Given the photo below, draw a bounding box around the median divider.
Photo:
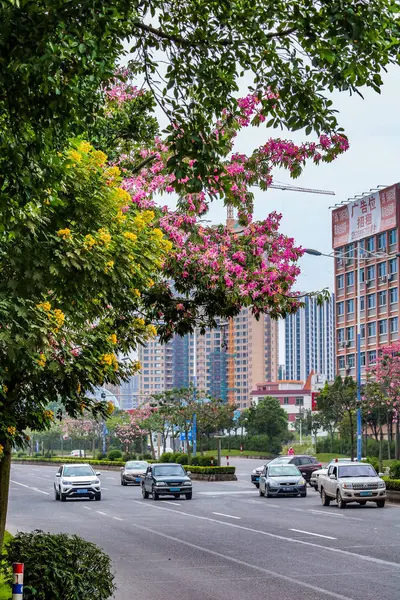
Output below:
[11,458,237,481]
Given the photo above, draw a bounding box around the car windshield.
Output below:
[63,466,94,477]
[338,465,376,478]
[126,461,147,470]
[270,457,291,464]
[269,466,300,477]
[153,465,186,477]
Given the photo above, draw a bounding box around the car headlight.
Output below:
[61,480,70,486]
[269,480,279,487]
[342,483,353,489]
[378,481,386,488]
[93,479,100,485]
[297,479,306,486]
[185,481,192,486]
[155,481,167,486]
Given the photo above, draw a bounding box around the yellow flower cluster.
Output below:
[69,150,82,163]
[147,279,155,288]
[7,426,16,436]
[108,333,117,345]
[147,324,157,337]
[104,260,114,274]
[37,301,51,312]
[98,228,112,246]
[123,231,137,242]
[104,166,121,182]
[84,234,96,249]
[131,288,141,298]
[2,385,8,394]
[134,318,145,327]
[114,187,131,206]
[57,228,71,240]
[99,353,119,371]
[43,410,54,421]
[115,211,127,224]
[53,308,65,330]
[133,216,145,231]
[142,210,155,222]
[92,150,107,167]
[78,141,92,153]
[107,401,115,415]
[0,444,3,456]
[37,353,46,368]
[131,360,141,371]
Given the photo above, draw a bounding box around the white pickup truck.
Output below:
[318,462,386,509]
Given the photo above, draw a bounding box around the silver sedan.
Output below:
[259,464,307,498]
[121,460,149,486]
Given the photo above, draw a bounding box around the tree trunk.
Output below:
[387,414,391,461]
[185,426,191,464]
[379,421,384,474]
[0,439,12,551]
[396,420,400,460]
[149,431,155,459]
[348,411,355,461]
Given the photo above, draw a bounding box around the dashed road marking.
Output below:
[290,528,337,540]
[96,511,107,516]
[213,512,241,520]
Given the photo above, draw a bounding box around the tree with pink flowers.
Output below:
[365,342,400,462]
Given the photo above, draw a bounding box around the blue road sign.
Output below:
[233,409,241,422]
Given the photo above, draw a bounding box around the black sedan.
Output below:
[121,460,149,485]
[259,464,307,498]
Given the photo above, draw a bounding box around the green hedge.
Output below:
[382,476,400,491]
[11,457,235,473]
[182,465,235,474]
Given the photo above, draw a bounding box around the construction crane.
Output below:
[225,181,335,407]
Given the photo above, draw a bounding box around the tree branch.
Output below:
[133,21,296,47]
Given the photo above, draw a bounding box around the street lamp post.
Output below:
[304,247,400,462]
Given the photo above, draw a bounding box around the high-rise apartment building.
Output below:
[285,295,336,382]
[137,309,278,407]
[332,182,399,379]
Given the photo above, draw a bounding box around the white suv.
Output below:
[54,463,101,502]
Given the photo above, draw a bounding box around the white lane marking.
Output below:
[130,519,355,600]
[106,477,115,480]
[308,510,364,522]
[198,491,255,496]
[213,512,241,520]
[161,501,181,506]
[309,509,344,517]
[11,480,49,495]
[84,506,92,510]
[113,517,124,521]
[132,501,400,569]
[101,487,109,490]
[96,511,107,516]
[246,499,281,508]
[290,529,337,540]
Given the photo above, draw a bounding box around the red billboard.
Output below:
[332,183,398,249]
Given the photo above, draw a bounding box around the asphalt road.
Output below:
[7,459,400,600]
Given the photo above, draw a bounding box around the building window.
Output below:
[368,350,377,364]
[346,271,355,286]
[346,299,354,314]
[390,288,398,304]
[337,301,344,316]
[338,356,345,369]
[336,247,344,268]
[379,320,388,335]
[378,262,387,278]
[378,290,387,307]
[295,397,304,406]
[360,296,365,311]
[367,293,376,309]
[368,321,376,337]
[359,267,365,283]
[347,354,355,368]
[283,397,289,405]
[377,232,386,251]
[346,326,355,341]
[366,265,375,281]
[337,328,345,343]
[390,317,399,333]
[345,243,355,259]
[366,237,375,252]
[360,352,366,366]
[361,324,366,339]
[337,274,344,289]
[389,258,398,275]
[389,229,397,246]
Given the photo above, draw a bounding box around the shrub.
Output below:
[197,456,216,466]
[159,452,174,463]
[0,530,116,599]
[139,452,153,460]
[390,460,400,479]
[382,476,400,491]
[123,453,136,462]
[173,453,189,464]
[362,457,379,473]
[107,449,122,461]
[34,452,42,458]
[96,452,107,460]
[182,465,236,474]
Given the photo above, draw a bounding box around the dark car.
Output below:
[141,463,193,500]
[121,460,149,486]
[268,455,322,483]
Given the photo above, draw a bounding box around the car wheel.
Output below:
[95,492,101,501]
[337,490,346,509]
[61,493,67,502]
[321,488,331,506]
[358,501,367,506]
[142,486,149,499]
[152,486,159,501]
[266,486,273,498]
[259,485,265,497]
[54,486,60,501]
[313,486,318,492]
[376,500,385,508]
[121,478,125,486]
[185,493,192,500]
[300,491,307,498]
